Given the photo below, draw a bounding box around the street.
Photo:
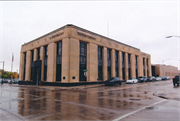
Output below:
[0,80,180,120]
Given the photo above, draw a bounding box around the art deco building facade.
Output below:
[19,24,152,85]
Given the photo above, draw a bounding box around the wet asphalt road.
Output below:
[0,80,180,120]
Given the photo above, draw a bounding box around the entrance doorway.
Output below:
[33,60,42,85]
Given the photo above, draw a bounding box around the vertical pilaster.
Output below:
[25,50,31,81]
[47,43,56,82]
[131,54,136,78]
[69,38,79,82]
[61,38,70,82]
[125,53,128,80]
[138,56,143,76]
[148,56,152,77]
[118,51,122,79]
[111,49,116,77]
[19,52,25,81]
[87,43,98,82]
[34,48,38,61]
[145,58,147,77]
[40,46,45,81]
[103,47,107,81]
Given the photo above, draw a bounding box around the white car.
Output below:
[156,77,162,81]
[126,78,138,84]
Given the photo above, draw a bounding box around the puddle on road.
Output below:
[146,106,158,110]
[0,84,159,120]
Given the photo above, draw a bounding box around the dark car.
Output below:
[104,77,122,86]
[138,76,147,83]
[173,75,180,86]
[147,76,156,82]
[161,76,167,80]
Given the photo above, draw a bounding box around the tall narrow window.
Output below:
[115,51,119,77]
[56,42,62,81]
[37,48,40,60]
[23,52,26,80]
[79,42,87,81]
[143,58,145,76]
[107,48,111,79]
[30,50,34,80]
[128,54,131,79]
[147,59,149,77]
[98,46,103,80]
[135,56,138,78]
[122,52,125,80]
[44,46,48,81]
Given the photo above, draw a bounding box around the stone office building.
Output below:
[19,24,152,86]
[151,64,178,78]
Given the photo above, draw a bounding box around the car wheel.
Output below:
[177,83,179,86]
[133,81,134,84]
[112,82,115,86]
[173,83,176,86]
[119,82,122,85]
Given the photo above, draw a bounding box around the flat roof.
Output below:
[22,24,140,50]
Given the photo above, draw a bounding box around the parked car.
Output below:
[126,78,138,84]
[166,76,170,80]
[147,76,156,82]
[1,79,8,83]
[156,77,162,81]
[13,79,19,84]
[104,77,122,86]
[172,75,180,86]
[161,76,167,80]
[138,76,147,83]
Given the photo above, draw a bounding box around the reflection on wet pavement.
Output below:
[0,81,173,120]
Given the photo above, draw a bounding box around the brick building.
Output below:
[19,24,152,86]
[151,64,178,78]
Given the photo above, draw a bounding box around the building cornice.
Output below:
[22,24,140,51]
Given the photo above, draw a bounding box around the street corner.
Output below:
[153,86,180,101]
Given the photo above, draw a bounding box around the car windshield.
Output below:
[108,77,115,80]
[129,78,135,80]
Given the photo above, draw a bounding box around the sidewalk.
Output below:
[116,86,180,121]
[12,83,104,91]
[153,86,180,101]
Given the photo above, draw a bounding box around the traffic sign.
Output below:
[83,69,88,72]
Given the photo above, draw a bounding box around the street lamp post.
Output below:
[162,58,170,77]
[166,35,180,83]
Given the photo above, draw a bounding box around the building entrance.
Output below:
[33,60,42,85]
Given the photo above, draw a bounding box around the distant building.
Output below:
[19,24,151,86]
[151,64,178,78]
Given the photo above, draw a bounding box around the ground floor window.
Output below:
[56,64,61,81]
[44,65,47,81]
[136,69,138,78]
[122,67,125,80]
[98,66,103,80]
[107,67,111,79]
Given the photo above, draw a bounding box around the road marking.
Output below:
[112,99,166,121]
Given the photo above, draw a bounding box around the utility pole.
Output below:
[11,53,14,83]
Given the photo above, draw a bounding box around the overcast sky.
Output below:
[0,0,180,72]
